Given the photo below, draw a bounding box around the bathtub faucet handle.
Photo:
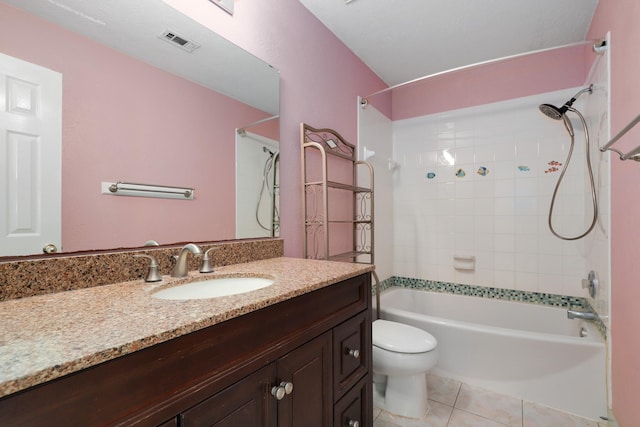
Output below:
[581,270,599,298]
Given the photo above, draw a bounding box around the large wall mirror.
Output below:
[0,0,279,258]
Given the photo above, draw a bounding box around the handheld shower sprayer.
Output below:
[538,85,593,121]
[538,84,598,241]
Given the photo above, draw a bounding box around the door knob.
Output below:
[42,244,58,254]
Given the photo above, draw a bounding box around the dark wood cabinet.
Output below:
[157,418,178,427]
[181,333,334,427]
[0,273,372,427]
[277,332,332,427]
[180,364,278,427]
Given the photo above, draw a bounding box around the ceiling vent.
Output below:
[159,30,200,53]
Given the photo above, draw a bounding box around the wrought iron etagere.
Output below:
[301,123,375,265]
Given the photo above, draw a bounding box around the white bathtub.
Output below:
[376,287,607,421]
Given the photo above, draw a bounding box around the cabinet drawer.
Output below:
[333,376,371,427]
[333,311,370,401]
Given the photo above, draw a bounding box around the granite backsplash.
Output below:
[0,238,283,301]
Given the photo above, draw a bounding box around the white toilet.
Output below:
[372,319,438,419]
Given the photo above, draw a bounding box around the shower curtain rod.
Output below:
[237,114,280,135]
[361,40,595,101]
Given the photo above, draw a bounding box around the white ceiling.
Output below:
[299,0,599,86]
[5,0,599,106]
[2,0,279,114]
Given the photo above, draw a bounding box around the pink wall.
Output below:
[391,45,588,120]
[4,1,635,420]
[162,0,389,257]
[0,3,273,252]
[589,1,640,425]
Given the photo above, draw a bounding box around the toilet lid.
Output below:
[372,319,437,354]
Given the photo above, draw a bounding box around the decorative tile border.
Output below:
[376,276,396,294]
[372,276,606,338]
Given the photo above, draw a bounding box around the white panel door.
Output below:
[0,52,62,256]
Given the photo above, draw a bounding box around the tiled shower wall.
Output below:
[392,88,609,298]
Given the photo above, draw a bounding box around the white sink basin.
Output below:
[152,277,275,300]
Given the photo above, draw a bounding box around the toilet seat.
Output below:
[373,319,437,354]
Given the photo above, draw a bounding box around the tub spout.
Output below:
[567,309,599,321]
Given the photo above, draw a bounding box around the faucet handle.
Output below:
[134,254,162,282]
[199,247,220,273]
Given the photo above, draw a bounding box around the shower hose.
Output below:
[548,107,598,240]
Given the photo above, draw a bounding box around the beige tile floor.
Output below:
[373,374,609,427]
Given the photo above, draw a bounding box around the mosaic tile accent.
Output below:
[372,276,607,338]
[372,276,395,294]
[391,276,586,306]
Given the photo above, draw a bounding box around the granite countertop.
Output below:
[0,257,373,398]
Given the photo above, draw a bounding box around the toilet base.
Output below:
[373,372,430,419]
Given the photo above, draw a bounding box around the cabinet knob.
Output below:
[281,381,294,395]
[271,382,294,400]
[348,420,360,427]
[271,385,285,400]
[347,348,360,359]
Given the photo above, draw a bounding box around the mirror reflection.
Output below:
[235,118,280,239]
[0,0,280,257]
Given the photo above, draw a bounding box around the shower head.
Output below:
[538,85,593,120]
[539,103,566,120]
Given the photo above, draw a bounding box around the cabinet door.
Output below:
[180,364,277,427]
[277,332,332,427]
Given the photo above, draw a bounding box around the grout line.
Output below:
[444,401,452,427]
[454,407,514,427]
[445,383,463,427]
[452,381,462,408]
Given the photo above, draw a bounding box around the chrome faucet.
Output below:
[171,243,203,278]
[567,309,599,321]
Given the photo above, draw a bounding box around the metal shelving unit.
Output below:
[301,123,374,265]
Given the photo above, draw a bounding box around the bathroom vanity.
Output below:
[0,259,372,427]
